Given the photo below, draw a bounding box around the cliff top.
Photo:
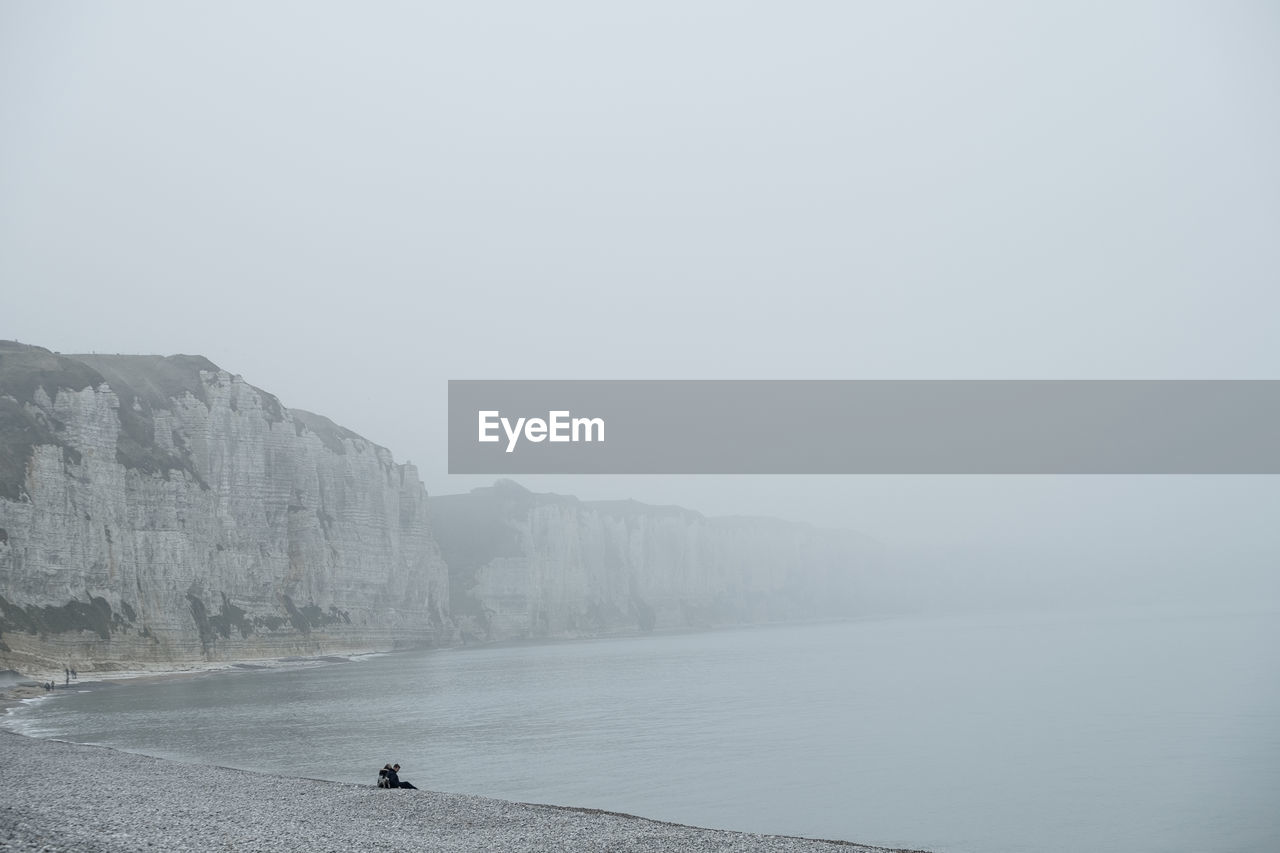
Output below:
[0,342,382,498]
[432,480,705,521]
[0,342,106,499]
[291,409,377,456]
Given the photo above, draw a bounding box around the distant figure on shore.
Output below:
[377,763,417,789]
[70,668,76,680]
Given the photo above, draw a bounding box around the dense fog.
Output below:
[4,1,1277,614]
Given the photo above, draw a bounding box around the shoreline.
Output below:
[0,648,407,717]
[0,651,934,853]
[0,617,866,715]
[0,730,931,853]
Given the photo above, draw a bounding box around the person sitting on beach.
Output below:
[377,764,393,788]
[385,763,416,789]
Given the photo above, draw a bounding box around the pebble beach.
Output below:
[0,729,926,853]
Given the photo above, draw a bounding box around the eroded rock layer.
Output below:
[0,342,451,670]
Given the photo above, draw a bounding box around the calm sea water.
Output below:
[6,605,1279,853]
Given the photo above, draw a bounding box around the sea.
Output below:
[5,603,1278,853]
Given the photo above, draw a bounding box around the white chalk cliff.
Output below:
[1,342,870,671]
[431,481,869,642]
[0,342,450,669]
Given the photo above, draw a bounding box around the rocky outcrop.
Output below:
[431,480,871,642]
[0,342,451,670]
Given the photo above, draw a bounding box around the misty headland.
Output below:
[0,341,873,671]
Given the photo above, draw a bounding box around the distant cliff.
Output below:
[0,342,451,670]
[431,480,870,642]
[1,342,873,672]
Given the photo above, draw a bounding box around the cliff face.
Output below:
[0,342,452,670]
[1,341,873,671]
[431,480,870,642]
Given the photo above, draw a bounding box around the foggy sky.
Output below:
[2,2,1277,603]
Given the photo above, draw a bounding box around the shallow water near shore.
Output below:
[7,605,1279,853]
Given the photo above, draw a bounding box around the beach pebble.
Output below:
[0,731,918,852]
